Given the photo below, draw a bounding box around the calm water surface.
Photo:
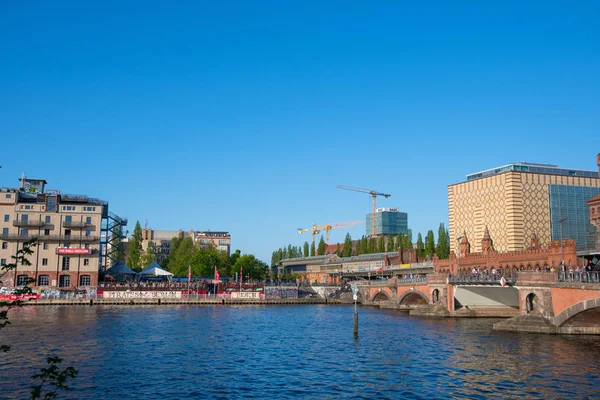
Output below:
[1,305,599,399]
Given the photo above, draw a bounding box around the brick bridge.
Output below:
[354,272,600,334]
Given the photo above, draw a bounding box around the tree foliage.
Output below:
[378,236,386,252]
[425,230,436,258]
[317,235,326,256]
[387,235,395,252]
[343,233,353,257]
[416,233,425,258]
[436,223,450,259]
[303,241,309,257]
[232,254,269,280]
[126,221,143,271]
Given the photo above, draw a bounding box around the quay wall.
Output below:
[22,298,341,306]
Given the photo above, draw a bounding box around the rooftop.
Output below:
[465,162,599,181]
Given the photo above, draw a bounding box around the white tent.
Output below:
[138,261,174,277]
[104,261,137,281]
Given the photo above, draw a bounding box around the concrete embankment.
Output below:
[24,298,342,306]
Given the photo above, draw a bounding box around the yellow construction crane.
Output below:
[298,220,363,245]
[336,185,391,237]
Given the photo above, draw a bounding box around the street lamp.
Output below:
[559,217,568,274]
[456,236,463,277]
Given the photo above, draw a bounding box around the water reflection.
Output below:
[1,306,600,399]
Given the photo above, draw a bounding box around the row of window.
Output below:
[1,257,92,268]
[62,206,97,212]
[4,215,95,224]
[1,228,94,236]
[1,242,91,251]
[17,274,91,287]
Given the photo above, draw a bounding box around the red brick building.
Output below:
[433,226,578,276]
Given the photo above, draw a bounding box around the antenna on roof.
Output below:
[144,219,148,229]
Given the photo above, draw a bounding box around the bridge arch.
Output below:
[398,289,429,306]
[431,289,441,303]
[371,291,390,303]
[526,293,538,312]
[554,298,600,327]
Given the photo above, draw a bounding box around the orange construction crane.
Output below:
[336,185,391,237]
[298,220,363,245]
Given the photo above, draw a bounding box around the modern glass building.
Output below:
[366,208,408,236]
[549,185,600,250]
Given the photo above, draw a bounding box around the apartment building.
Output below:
[0,177,105,289]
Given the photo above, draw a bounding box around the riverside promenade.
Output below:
[24,297,341,306]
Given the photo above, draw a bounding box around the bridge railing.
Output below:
[558,271,600,284]
[448,273,517,285]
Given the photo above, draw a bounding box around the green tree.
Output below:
[303,241,309,257]
[378,236,386,252]
[368,237,377,254]
[361,236,368,254]
[310,241,316,257]
[335,243,341,256]
[167,236,195,276]
[126,220,143,271]
[191,246,227,277]
[436,223,450,259]
[425,230,436,258]
[387,235,395,252]
[317,235,326,256]
[416,233,425,258]
[343,233,353,257]
[396,234,404,250]
[232,254,269,280]
[141,241,156,268]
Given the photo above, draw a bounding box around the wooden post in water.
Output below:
[353,284,358,335]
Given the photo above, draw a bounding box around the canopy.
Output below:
[138,261,174,277]
[104,261,137,280]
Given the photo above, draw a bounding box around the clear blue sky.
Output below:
[1,1,599,263]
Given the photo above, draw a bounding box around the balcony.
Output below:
[0,233,99,243]
[63,221,94,229]
[12,220,46,228]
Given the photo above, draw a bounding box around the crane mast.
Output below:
[336,185,391,237]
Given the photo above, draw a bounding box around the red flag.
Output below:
[188,266,192,283]
[215,267,220,281]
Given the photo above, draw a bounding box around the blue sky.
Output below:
[1,1,599,263]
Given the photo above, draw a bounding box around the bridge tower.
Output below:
[481,226,493,255]
[460,232,470,258]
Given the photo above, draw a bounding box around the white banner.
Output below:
[230,291,262,299]
[101,290,182,299]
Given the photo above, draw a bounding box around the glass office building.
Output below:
[366,208,408,236]
[549,185,600,250]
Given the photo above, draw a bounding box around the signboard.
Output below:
[231,291,262,299]
[56,248,92,255]
[102,291,181,299]
[400,264,411,269]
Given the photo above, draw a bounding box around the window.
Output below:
[0,259,5,265]
[44,229,50,235]
[64,229,71,236]
[21,214,28,222]
[62,206,76,211]
[1,242,6,249]
[23,205,32,210]
[64,243,70,248]
[83,207,96,212]
[2,228,7,235]
[3,215,8,222]
[65,216,72,223]
[42,258,48,266]
[45,216,51,223]
[43,242,48,250]
[5,194,11,199]
[62,257,70,271]
[79,275,91,286]
[16,275,29,286]
[83,259,89,266]
[20,229,28,237]
[59,275,70,288]
[85,230,91,237]
[86,217,92,224]
[84,243,89,249]
[218,240,228,245]
[38,275,50,286]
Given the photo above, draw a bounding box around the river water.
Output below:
[1,305,599,399]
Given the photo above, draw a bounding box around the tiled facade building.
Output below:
[448,154,600,254]
[0,177,105,289]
